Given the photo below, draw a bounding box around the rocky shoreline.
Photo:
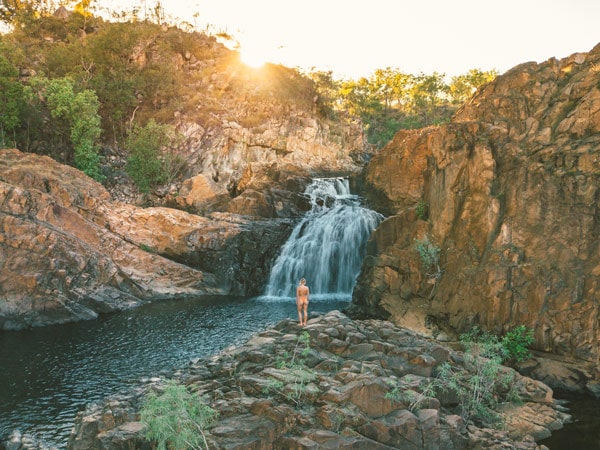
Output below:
[4,310,567,450]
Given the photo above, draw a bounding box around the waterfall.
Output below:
[263,177,383,300]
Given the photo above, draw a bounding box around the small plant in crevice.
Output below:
[140,380,218,450]
[385,375,439,412]
[415,199,429,220]
[139,243,157,254]
[414,235,443,289]
[263,331,317,407]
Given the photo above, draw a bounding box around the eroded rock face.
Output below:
[0,149,292,330]
[66,311,569,450]
[352,44,600,368]
[169,112,366,216]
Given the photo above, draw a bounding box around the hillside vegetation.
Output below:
[0,1,496,192]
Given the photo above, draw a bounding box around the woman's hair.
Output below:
[300,278,306,284]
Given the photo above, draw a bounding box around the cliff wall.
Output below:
[353,44,600,369]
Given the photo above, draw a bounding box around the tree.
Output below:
[0,54,24,147]
[125,119,181,193]
[449,68,498,105]
[436,327,519,426]
[140,381,218,450]
[45,77,104,180]
[0,0,36,26]
[410,71,448,125]
[304,69,340,119]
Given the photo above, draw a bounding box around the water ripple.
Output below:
[0,295,349,448]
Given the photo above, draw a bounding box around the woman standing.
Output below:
[296,278,310,326]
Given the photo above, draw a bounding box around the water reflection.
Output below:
[0,295,350,448]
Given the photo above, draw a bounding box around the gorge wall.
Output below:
[352,44,600,372]
[0,149,290,329]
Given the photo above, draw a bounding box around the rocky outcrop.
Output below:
[352,43,600,378]
[0,149,293,330]
[66,311,569,450]
[155,115,364,218]
[0,20,372,328]
[101,31,369,215]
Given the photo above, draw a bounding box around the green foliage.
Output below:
[0,53,24,147]
[45,77,104,180]
[303,69,340,119]
[140,381,218,450]
[436,327,520,426]
[0,0,39,26]
[0,5,501,172]
[125,119,181,193]
[264,331,317,406]
[449,69,498,105]
[385,376,438,412]
[385,327,527,428]
[414,234,441,275]
[501,325,534,363]
[415,199,428,220]
[85,22,149,137]
[139,243,157,254]
[410,71,449,123]
[313,66,497,148]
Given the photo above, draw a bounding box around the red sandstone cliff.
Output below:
[353,44,600,372]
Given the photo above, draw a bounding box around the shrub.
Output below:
[415,199,428,220]
[0,54,25,148]
[436,327,520,427]
[44,77,104,181]
[502,325,534,363]
[385,375,438,411]
[264,331,317,406]
[140,381,218,450]
[414,234,441,276]
[125,119,181,193]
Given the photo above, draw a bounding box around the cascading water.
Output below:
[263,177,384,299]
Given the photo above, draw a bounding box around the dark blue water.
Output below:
[0,295,350,448]
[539,394,600,449]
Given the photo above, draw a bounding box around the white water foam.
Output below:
[262,177,383,301]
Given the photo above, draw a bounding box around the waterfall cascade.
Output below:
[263,178,384,300]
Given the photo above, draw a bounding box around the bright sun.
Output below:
[239,45,270,69]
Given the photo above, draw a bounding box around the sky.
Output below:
[103,0,600,79]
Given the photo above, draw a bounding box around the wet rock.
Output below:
[4,430,59,450]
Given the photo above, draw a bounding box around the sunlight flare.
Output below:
[239,44,270,68]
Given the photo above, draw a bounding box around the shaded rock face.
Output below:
[0,149,292,330]
[353,44,600,366]
[66,311,568,450]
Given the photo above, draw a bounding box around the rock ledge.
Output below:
[64,310,568,450]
